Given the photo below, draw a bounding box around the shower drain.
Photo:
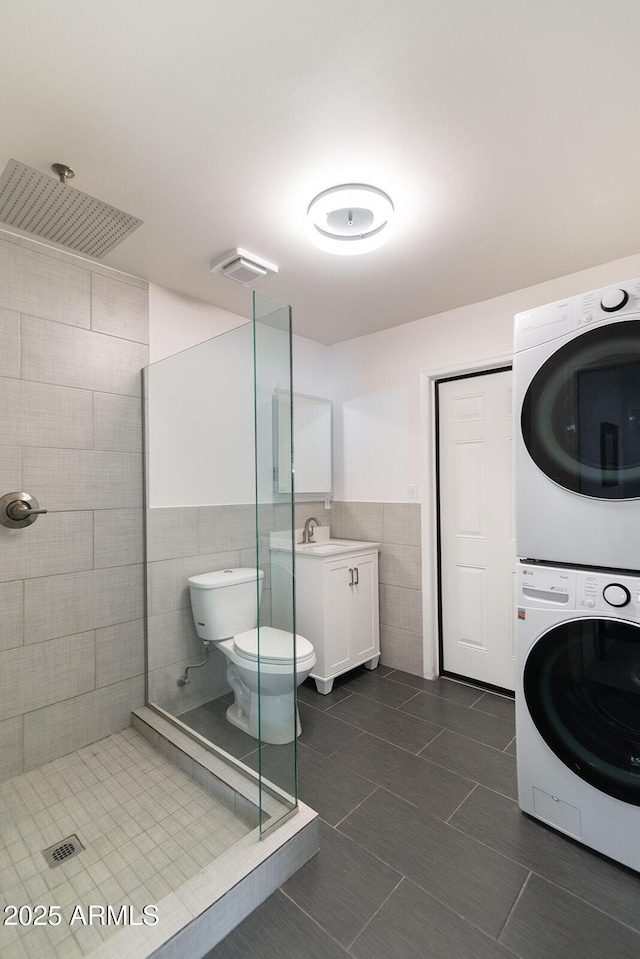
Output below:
[42,834,85,869]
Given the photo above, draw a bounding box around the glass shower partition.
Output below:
[143,291,297,836]
[253,291,298,827]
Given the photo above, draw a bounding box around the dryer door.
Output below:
[521,319,640,498]
[524,617,640,805]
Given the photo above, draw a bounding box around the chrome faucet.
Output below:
[302,516,320,544]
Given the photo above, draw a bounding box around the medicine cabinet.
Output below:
[274,390,332,497]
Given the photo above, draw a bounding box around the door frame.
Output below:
[419,353,513,680]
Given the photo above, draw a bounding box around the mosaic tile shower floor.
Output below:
[0,728,251,958]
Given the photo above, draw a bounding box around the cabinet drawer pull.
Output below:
[348,568,354,586]
[354,566,359,585]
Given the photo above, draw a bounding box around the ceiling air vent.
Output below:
[210,248,278,286]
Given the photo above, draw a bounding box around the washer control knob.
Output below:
[586,599,595,608]
[601,288,629,312]
[603,583,631,607]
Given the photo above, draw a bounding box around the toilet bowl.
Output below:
[188,568,316,745]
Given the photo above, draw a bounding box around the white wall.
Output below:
[147,283,330,507]
[149,282,330,392]
[149,283,247,362]
[146,323,255,506]
[330,250,640,503]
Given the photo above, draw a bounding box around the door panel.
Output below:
[453,441,486,538]
[453,564,488,651]
[439,369,516,689]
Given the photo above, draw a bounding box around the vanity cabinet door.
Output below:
[322,560,352,674]
[323,551,379,669]
[273,545,380,694]
[348,552,379,661]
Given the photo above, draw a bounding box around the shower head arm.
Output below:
[51,163,75,184]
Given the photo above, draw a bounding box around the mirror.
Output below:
[274,390,332,496]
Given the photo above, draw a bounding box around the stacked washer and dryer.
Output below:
[513,279,640,872]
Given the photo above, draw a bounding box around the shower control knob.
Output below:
[601,288,629,312]
[0,492,48,529]
[603,583,631,607]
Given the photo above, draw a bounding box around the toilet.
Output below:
[187,567,316,745]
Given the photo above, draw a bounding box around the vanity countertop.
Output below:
[294,539,380,556]
[269,529,379,556]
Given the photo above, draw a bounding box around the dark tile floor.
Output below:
[181,666,640,959]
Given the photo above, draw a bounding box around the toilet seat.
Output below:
[233,626,314,665]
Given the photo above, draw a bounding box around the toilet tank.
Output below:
[188,568,264,641]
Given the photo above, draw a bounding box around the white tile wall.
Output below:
[0,631,95,722]
[23,512,94,579]
[0,445,22,492]
[0,308,21,377]
[24,565,144,644]
[23,678,145,770]
[95,620,145,689]
[147,608,202,672]
[0,716,23,781]
[0,528,26,583]
[93,393,143,453]
[0,379,94,449]
[146,508,199,562]
[0,238,91,328]
[378,543,422,590]
[91,273,149,345]
[21,315,147,396]
[0,580,24,651]
[23,448,143,511]
[93,510,144,569]
[197,505,256,554]
[380,625,425,675]
[147,550,239,616]
[0,227,149,781]
[379,582,423,634]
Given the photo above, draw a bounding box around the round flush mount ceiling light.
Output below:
[306,184,394,256]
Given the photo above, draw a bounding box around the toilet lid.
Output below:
[233,627,314,664]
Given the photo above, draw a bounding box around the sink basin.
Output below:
[296,539,376,555]
[299,542,350,554]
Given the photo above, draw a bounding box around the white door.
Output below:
[438,369,517,690]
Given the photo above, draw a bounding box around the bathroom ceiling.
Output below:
[1,1,640,344]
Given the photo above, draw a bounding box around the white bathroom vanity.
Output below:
[271,532,380,694]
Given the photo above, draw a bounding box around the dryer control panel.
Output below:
[518,564,640,616]
[514,277,640,352]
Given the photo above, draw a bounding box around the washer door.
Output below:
[524,617,640,805]
[521,320,640,498]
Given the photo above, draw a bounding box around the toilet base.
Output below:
[225,696,302,746]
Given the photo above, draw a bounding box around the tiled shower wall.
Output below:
[0,228,148,783]
[146,500,423,716]
[297,501,423,676]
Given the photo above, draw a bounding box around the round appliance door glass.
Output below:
[521,320,640,497]
[524,617,640,805]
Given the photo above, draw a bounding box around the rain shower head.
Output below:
[0,159,143,259]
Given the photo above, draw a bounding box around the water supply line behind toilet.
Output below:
[177,641,211,687]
